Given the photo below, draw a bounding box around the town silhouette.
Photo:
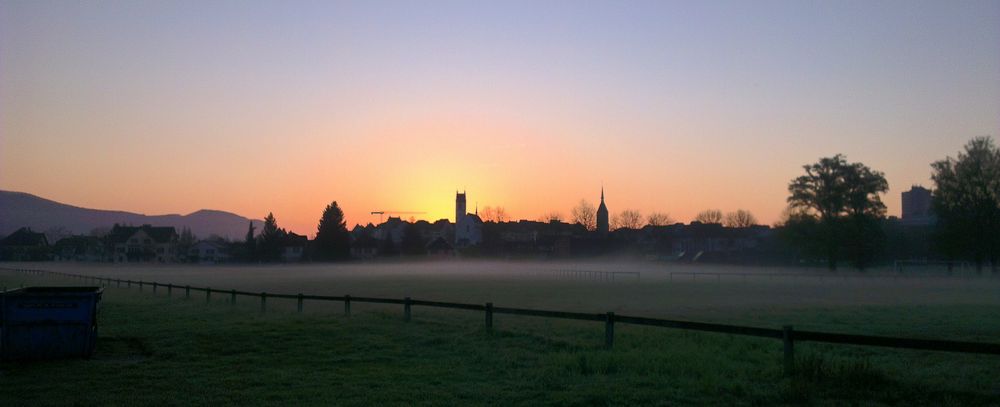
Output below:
[3,136,997,273]
[1,1,998,405]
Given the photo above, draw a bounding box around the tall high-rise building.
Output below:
[596,187,609,236]
[901,186,933,225]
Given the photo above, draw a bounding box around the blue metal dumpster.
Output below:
[1,287,102,360]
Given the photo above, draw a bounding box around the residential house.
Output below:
[0,227,50,261]
[107,224,179,263]
[281,232,308,262]
[189,240,230,263]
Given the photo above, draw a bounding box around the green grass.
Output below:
[2,273,1000,406]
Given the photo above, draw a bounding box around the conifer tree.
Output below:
[314,201,352,261]
[257,212,286,262]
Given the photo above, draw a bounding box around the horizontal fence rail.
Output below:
[544,269,641,282]
[666,269,1000,282]
[3,266,999,376]
[614,315,784,339]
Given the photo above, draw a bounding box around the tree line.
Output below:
[562,201,758,231]
[530,136,998,272]
[239,202,351,263]
[211,136,1000,269]
[782,136,999,272]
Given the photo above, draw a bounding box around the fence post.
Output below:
[783,325,795,377]
[231,289,236,305]
[139,281,143,292]
[297,294,304,313]
[485,302,493,330]
[185,285,190,299]
[344,295,351,317]
[605,312,615,349]
[404,297,412,322]
[260,292,267,314]
[127,280,131,288]
[206,288,212,303]
[167,284,172,297]
[153,282,157,294]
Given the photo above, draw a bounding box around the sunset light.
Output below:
[1,2,999,405]
[3,2,997,235]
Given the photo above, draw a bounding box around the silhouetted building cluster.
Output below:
[0,185,950,265]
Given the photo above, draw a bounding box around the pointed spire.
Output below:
[601,184,605,203]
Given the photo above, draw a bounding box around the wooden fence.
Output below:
[545,269,641,282]
[667,269,1000,283]
[3,267,999,376]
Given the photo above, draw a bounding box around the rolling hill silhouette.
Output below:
[0,190,262,240]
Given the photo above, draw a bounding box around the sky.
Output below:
[2,1,998,236]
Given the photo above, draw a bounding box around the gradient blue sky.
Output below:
[2,1,998,234]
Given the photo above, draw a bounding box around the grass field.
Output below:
[2,261,1000,405]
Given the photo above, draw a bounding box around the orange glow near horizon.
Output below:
[2,2,997,237]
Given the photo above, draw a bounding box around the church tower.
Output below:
[456,191,466,224]
[596,186,609,236]
[454,190,482,247]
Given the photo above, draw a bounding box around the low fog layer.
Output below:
[14,261,999,322]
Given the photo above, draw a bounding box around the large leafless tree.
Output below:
[571,199,597,231]
[613,209,644,230]
[646,212,674,226]
[539,211,564,223]
[479,206,510,223]
[694,209,723,224]
[723,210,758,228]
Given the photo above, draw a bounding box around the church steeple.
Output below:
[596,185,609,236]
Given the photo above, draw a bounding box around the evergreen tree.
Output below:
[257,212,286,262]
[243,221,256,262]
[314,201,352,261]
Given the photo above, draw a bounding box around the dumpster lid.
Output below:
[3,286,104,295]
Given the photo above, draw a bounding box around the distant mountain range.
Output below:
[0,190,262,240]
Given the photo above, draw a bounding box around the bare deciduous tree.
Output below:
[646,212,674,226]
[44,226,71,243]
[539,211,564,222]
[89,227,110,238]
[614,209,643,230]
[571,199,597,231]
[694,209,723,224]
[479,206,496,222]
[723,209,758,228]
[494,207,509,223]
[479,206,510,223]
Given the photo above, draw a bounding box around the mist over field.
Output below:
[19,261,1000,324]
[3,1,999,404]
